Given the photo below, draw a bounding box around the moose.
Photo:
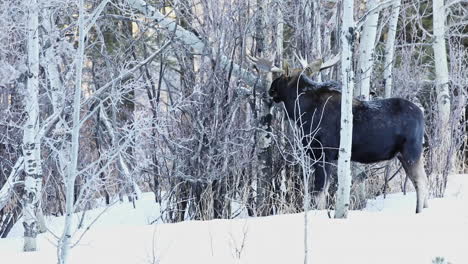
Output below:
[251,55,429,213]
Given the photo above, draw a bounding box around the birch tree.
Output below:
[57,0,114,262]
[312,0,322,82]
[22,0,43,252]
[255,0,275,217]
[57,0,86,260]
[356,0,380,100]
[383,0,401,98]
[432,0,452,197]
[335,0,355,219]
[351,0,382,209]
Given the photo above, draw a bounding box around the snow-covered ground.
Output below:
[1,175,467,264]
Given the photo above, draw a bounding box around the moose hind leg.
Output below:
[415,157,429,209]
[398,156,428,213]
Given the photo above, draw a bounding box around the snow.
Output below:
[1,175,468,264]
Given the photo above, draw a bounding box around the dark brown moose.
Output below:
[251,55,429,213]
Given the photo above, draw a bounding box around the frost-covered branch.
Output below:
[355,0,398,29]
[84,0,111,34]
[124,0,260,87]
[0,157,24,212]
[81,41,171,112]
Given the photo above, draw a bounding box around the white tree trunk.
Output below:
[356,0,380,100]
[432,0,452,196]
[42,7,64,113]
[353,0,381,210]
[275,2,290,212]
[275,1,284,62]
[335,0,355,219]
[433,0,451,126]
[255,0,274,217]
[58,0,86,262]
[22,0,43,252]
[56,1,111,261]
[384,0,401,98]
[312,0,322,82]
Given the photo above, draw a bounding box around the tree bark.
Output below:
[42,6,64,113]
[432,0,452,197]
[255,0,274,217]
[356,0,380,100]
[433,0,450,120]
[383,0,401,98]
[22,0,42,252]
[312,0,322,81]
[275,0,288,212]
[58,0,86,262]
[335,0,355,219]
[353,0,381,210]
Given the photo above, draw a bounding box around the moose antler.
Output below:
[247,52,341,76]
[294,52,322,73]
[320,53,341,71]
[294,52,342,92]
[294,52,340,74]
[247,53,284,73]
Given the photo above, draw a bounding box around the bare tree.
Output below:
[0,1,466,255]
[431,0,452,197]
[281,101,320,264]
[22,0,43,252]
[356,0,380,100]
[335,0,355,219]
[254,0,276,217]
[57,0,87,261]
[383,0,401,98]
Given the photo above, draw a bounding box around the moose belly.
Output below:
[350,131,402,163]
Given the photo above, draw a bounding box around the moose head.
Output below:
[248,52,340,103]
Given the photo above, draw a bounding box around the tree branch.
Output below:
[0,157,24,212]
[84,0,111,35]
[124,0,261,87]
[356,0,399,29]
[81,40,171,111]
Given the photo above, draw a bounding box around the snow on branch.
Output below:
[84,0,111,35]
[0,157,24,212]
[356,0,399,29]
[124,0,261,87]
[79,40,171,125]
